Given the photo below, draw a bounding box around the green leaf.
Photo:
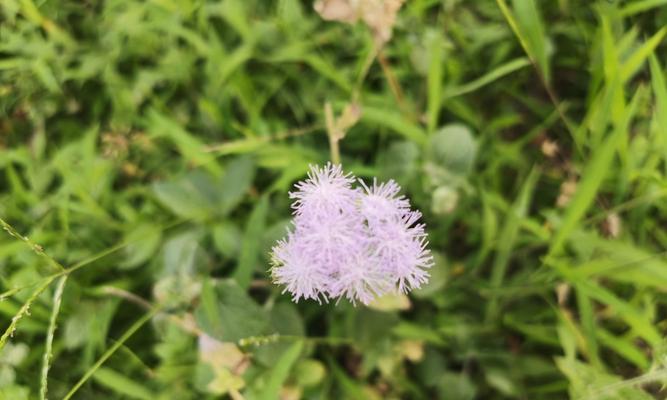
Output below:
[620,27,667,83]
[233,195,269,288]
[212,222,242,259]
[152,171,220,220]
[426,30,444,133]
[486,167,539,319]
[195,279,269,342]
[575,280,661,347]
[294,359,326,387]
[444,57,531,99]
[217,156,256,214]
[152,157,255,220]
[161,230,203,277]
[427,124,478,176]
[92,367,155,400]
[596,329,649,370]
[255,340,303,400]
[556,358,655,400]
[362,105,428,144]
[122,224,162,269]
[377,141,420,185]
[649,54,667,171]
[497,0,550,83]
[548,88,640,257]
[146,110,221,175]
[440,371,477,400]
[512,0,550,82]
[413,253,448,298]
[620,0,667,16]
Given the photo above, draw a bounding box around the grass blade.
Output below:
[547,87,640,257]
[426,31,444,133]
[362,105,427,144]
[649,54,667,173]
[233,195,269,288]
[575,280,661,347]
[444,57,530,99]
[620,0,667,16]
[93,367,155,400]
[486,167,540,319]
[620,27,667,83]
[511,0,550,82]
[257,340,303,400]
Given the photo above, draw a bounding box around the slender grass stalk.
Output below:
[39,275,68,400]
[62,307,159,400]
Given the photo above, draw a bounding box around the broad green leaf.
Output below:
[212,222,242,259]
[377,141,420,185]
[440,372,477,400]
[146,110,221,175]
[152,157,255,219]
[161,230,203,277]
[195,279,269,342]
[122,224,162,269]
[294,359,326,387]
[427,124,478,176]
[218,157,256,214]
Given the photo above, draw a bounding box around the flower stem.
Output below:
[324,101,340,164]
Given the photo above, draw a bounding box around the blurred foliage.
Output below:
[1,0,667,398]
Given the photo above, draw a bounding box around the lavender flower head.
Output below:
[271,163,433,305]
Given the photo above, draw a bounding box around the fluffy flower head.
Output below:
[271,163,433,305]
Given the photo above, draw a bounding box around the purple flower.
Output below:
[270,163,433,305]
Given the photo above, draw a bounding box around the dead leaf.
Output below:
[333,102,362,140]
[314,0,404,45]
[540,138,559,158]
[198,334,248,371]
[557,178,577,208]
[556,283,570,306]
[601,212,621,238]
[314,0,359,23]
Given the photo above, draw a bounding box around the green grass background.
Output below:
[1,0,667,398]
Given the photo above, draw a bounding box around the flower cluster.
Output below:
[271,163,433,305]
